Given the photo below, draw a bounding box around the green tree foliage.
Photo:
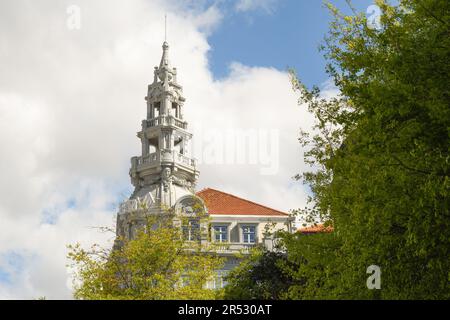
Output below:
[223,248,295,300]
[68,212,224,300]
[223,232,345,300]
[279,233,344,299]
[286,0,449,299]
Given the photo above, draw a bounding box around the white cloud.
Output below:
[0,0,317,299]
[187,62,315,212]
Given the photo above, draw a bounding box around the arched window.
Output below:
[172,102,178,118]
[153,102,161,118]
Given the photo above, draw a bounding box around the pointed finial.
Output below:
[164,14,167,42]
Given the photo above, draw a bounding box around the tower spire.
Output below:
[124,34,197,214]
[164,14,167,42]
[159,15,170,73]
[116,35,199,243]
[159,41,170,70]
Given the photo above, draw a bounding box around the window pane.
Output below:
[183,219,200,241]
[242,226,256,243]
[214,226,227,242]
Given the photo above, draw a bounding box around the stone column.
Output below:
[170,131,175,151]
[147,100,152,119]
[173,67,177,83]
[164,94,170,116]
[153,67,158,83]
[158,132,164,153]
[141,133,149,156]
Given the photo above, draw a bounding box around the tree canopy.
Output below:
[226,0,449,300]
[223,248,296,300]
[289,0,449,299]
[68,212,224,300]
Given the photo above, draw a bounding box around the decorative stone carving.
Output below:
[172,175,194,191]
[137,192,154,210]
[130,174,139,186]
[144,175,161,185]
[119,192,154,215]
[119,198,138,215]
[161,167,172,192]
[176,196,203,217]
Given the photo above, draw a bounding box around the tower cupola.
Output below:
[118,40,199,222]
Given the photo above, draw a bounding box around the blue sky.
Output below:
[205,0,374,87]
[0,251,27,285]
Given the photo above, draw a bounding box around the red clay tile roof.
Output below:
[297,224,334,234]
[196,188,289,216]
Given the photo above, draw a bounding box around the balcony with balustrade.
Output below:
[146,115,187,130]
[212,242,258,255]
[131,149,196,172]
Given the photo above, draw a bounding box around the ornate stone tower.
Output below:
[116,41,200,240]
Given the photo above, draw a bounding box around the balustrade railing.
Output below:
[146,115,187,129]
[214,243,256,254]
[131,150,196,170]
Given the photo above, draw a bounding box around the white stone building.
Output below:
[116,41,294,289]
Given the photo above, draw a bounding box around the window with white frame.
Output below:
[213,225,228,242]
[182,219,200,241]
[242,225,256,243]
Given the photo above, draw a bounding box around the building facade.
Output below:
[116,41,294,288]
